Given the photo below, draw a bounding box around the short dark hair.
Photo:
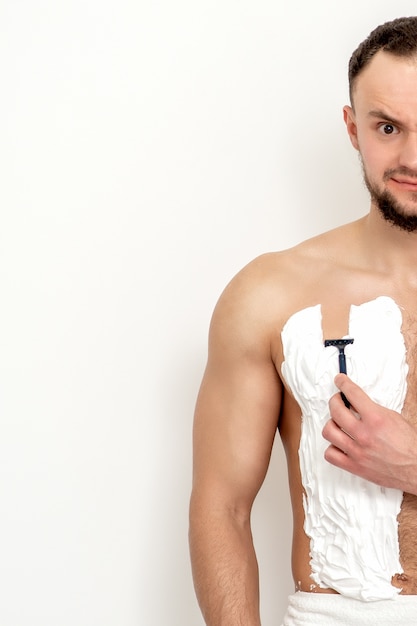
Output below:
[349,16,417,104]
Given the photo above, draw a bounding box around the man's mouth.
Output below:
[389,176,417,191]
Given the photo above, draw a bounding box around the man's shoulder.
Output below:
[235,221,357,286]
[214,220,363,329]
[283,220,360,263]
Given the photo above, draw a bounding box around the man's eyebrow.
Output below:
[368,109,402,126]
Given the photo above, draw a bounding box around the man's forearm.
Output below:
[189,502,261,626]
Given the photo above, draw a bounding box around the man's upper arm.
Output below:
[191,268,283,516]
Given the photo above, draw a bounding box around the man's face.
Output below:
[344,50,417,232]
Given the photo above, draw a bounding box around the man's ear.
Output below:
[343,105,359,151]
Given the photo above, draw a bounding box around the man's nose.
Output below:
[399,132,417,170]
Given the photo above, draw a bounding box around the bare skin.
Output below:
[190,50,417,624]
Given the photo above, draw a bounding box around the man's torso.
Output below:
[260,218,417,598]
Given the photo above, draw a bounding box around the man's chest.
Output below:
[279,296,408,411]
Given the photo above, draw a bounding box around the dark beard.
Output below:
[362,166,417,233]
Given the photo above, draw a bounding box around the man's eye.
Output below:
[379,123,398,135]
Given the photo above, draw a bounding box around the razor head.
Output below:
[324,338,354,349]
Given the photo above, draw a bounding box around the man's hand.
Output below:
[323,374,417,495]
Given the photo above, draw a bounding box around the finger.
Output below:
[328,391,362,438]
[322,417,356,454]
[334,374,375,418]
[324,443,361,474]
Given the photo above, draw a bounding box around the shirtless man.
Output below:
[189,17,417,625]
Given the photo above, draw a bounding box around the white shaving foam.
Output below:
[281,296,407,601]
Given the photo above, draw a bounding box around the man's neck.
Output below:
[362,206,417,284]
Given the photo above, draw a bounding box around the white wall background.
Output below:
[1,1,416,624]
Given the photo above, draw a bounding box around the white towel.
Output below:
[281,591,417,625]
